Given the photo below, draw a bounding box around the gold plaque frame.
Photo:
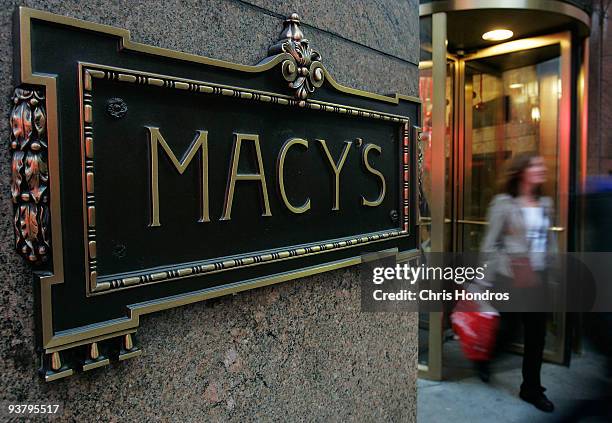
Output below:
[13,7,420,380]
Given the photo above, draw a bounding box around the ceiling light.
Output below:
[509,83,524,89]
[482,29,513,41]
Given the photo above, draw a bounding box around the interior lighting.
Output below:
[482,29,514,41]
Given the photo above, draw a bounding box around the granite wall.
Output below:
[588,0,612,176]
[0,0,419,421]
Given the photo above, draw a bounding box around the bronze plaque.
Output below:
[11,8,420,380]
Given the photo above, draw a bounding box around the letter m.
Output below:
[146,127,209,226]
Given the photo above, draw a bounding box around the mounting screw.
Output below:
[390,210,399,223]
[106,98,128,119]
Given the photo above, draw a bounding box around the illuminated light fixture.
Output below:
[531,106,541,122]
[509,83,524,89]
[482,29,513,41]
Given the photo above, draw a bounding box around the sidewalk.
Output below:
[418,341,610,423]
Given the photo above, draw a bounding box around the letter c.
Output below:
[277,138,311,214]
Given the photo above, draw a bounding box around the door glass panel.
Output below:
[418,62,454,249]
[461,47,561,252]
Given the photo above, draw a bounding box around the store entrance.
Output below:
[417,30,573,379]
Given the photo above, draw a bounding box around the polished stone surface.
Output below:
[242,0,420,64]
[2,270,417,421]
[0,0,419,420]
[307,24,419,97]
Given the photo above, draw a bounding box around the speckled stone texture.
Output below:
[0,0,419,421]
[242,0,420,64]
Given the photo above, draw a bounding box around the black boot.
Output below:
[474,360,490,383]
[519,388,554,412]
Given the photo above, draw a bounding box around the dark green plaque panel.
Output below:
[10,8,420,380]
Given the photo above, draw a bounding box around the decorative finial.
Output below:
[284,13,303,41]
[269,13,324,103]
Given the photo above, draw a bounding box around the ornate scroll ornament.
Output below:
[269,13,324,102]
[10,88,50,263]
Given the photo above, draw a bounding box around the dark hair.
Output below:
[499,152,543,198]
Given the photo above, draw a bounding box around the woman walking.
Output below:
[480,152,556,412]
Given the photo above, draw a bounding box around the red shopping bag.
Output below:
[451,302,500,361]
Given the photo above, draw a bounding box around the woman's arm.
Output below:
[478,195,508,284]
[481,195,507,254]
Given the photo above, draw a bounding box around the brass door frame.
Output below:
[419,0,590,29]
[417,12,447,381]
